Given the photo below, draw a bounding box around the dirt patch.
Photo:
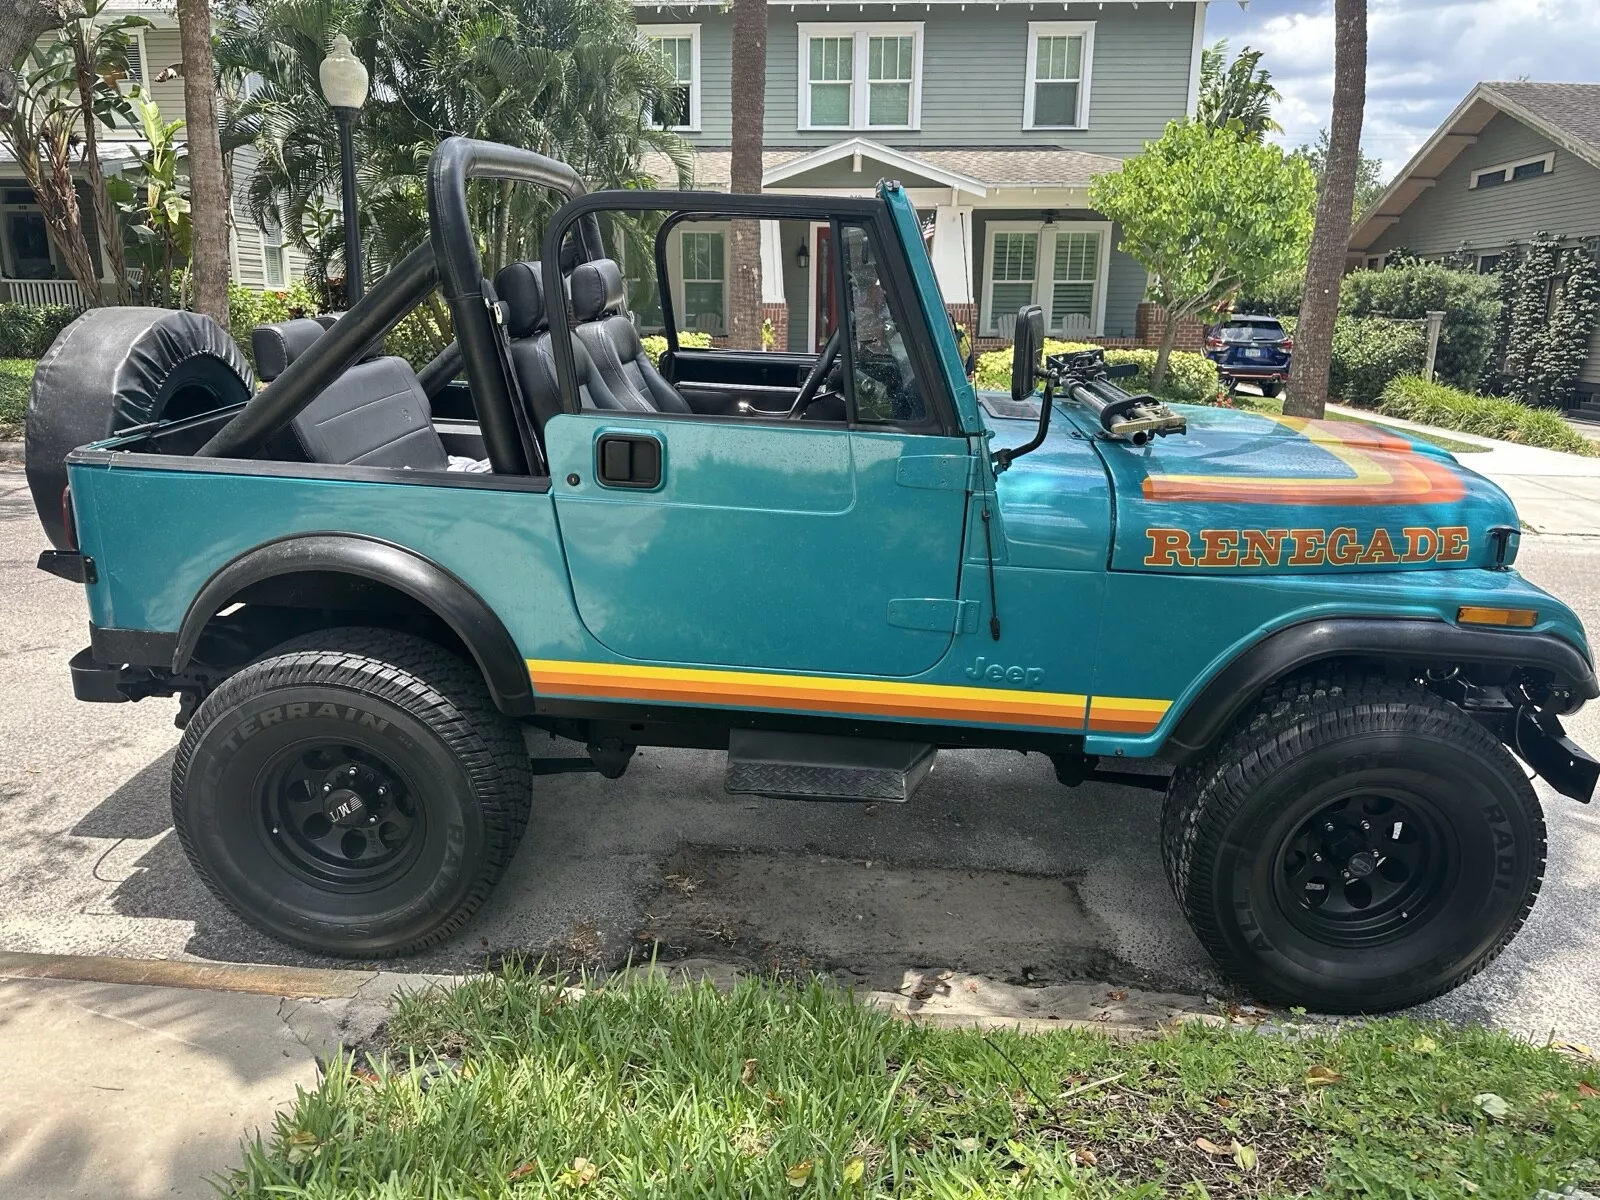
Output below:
[635,845,1145,992]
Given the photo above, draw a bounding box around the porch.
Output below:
[0,278,85,307]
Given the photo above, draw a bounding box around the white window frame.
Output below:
[639,24,701,133]
[797,22,923,132]
[669,221,728,337]
[1470,151,1556,190]
[124,28,148,86]
[260,214,286,290]
[981,219,1112,338]
[1024,21,1094,131]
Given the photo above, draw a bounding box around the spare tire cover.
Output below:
[25,308,254,549]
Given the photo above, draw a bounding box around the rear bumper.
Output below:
[69,647,133,702]
[1216,364,1288,380]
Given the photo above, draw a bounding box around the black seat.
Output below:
[493,260,621,424]
[251,318,449,470]
[569,258,692,414]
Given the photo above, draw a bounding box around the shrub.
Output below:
[641,330,712,367]
[386,308,454,371]
[0,303,79,358]
[1330,317,1427,407]
[974,340,1219,405]
[1233,269,1304,319]
[0,358,33,429]
[1339,262,1502,392]
[1380,375,1597,456]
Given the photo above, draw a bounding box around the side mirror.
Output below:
[1011,305,1045,403]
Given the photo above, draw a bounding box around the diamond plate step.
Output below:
[724,730,937,802]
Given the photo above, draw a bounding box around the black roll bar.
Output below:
[200,241,438,461]
[426,137,598,475]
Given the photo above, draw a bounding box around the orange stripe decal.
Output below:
[1142,419,1467,507]
[528,659,1174,737]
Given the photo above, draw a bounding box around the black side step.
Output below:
[725,730,937,802]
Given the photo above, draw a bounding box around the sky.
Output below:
[1203,0,1600,180]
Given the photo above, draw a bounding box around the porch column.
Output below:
[758,220,786,303]
[930,204,974,305]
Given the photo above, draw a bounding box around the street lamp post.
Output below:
[319,33,369,304]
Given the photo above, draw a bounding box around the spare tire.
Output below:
[26,308,254,548]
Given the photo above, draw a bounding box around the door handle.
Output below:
[595,433,663,489]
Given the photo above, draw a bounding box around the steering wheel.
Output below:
[789,326,845,419]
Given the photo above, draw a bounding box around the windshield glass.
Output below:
[1219,322,1285,342]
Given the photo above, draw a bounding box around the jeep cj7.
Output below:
[24,139,1600,1011]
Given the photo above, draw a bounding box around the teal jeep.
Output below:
[25,139,1599,1012]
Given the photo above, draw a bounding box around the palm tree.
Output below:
[178,0,231,327]
[1197,40,1282,142]
[726,0,767,350]
[1284,0,1367,418]
[218,0,689,312]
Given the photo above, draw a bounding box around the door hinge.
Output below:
[887,598,980,633]
[896,454,970,491]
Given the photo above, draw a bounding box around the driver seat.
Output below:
[569,258,692,414]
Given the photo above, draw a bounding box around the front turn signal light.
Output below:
[1457,606,1538,628]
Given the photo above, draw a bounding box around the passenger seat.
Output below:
[250,318,449,470]
[569,258,692,414]
[493,260,621,422]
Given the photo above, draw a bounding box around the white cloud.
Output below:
[1205,0,1600,179]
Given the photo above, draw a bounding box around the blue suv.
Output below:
[1206,314,1292,398]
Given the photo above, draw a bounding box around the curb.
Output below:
[0,441,22,464]
[0,951,1225,1040]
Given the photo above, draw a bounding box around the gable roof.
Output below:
[641,140,1123,196]
[1350,81,1600,252]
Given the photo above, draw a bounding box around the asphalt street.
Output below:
[3,462,1598,1040]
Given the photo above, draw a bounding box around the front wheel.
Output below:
[171,628,532,957]
[1162,671,1545,1012]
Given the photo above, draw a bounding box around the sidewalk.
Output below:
[0,955,423,1200]
[1330,404,1600,537]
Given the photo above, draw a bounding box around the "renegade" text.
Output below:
[1143,525,1470,569]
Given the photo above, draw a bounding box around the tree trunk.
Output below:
[726,0,767,350]
[73,43,128,304]
[1284,0,1366,418]
[12,137,105,305]
[177,0,231,328]
[1152,306,1183,392]
[0,0,71,111]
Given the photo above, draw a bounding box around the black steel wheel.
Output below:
[1163,670,1545,1012]
[172,627,531,957]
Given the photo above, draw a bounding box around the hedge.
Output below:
[974,340,1221,405]
[641,330,713,367]
[1380,375,1597,456]
[0,303,79,358]
[1339,262,1501,392]
[0,358,33,429]
[1330,317,1427,407]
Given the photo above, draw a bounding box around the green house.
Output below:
[1349,81,1600,409]
[633,0,1208,352]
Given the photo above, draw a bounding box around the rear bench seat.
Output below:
[251,318,452,470]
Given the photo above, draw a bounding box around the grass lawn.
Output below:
[0,358,33,435]
[225,968,1600,1199]
[1230,392,1491,456]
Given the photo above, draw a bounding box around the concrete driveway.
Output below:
[3,463,1599,1042]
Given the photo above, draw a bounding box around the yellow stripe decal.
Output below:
[527,659,1171,735]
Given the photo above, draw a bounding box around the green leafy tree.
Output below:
[217,0,690,315]
[1297,127,1386,219]
[1089,119,1316,391]
[2,8,142,306]
[116,90,192,308]
[1196,39,1281,142]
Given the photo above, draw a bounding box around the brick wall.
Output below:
[954,303,1206,357]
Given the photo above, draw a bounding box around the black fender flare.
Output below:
[1161,617,1598,763]
[173,534,533,715]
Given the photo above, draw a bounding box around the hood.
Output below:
[1002,398,1520,574]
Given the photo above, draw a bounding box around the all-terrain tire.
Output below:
[1162,669,1545,1012]
[171,627,531,957]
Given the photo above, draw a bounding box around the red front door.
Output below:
[814,224,835,352]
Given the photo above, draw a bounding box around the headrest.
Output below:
[493,260,548,338]
[570,258,625,323]
[251,317,325,381]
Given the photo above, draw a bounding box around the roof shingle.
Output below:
[1481,82,1600,161]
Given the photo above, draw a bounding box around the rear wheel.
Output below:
[171,628,531,957]
[1162,670,1544,1011]
[1259,380,1283,398]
